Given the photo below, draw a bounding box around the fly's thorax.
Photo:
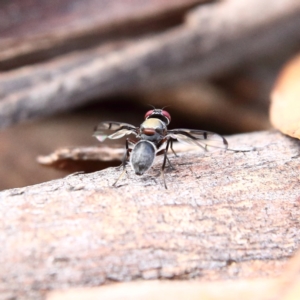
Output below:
[139,118,167,143]
[130,140,156,175]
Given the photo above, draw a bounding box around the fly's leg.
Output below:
[170,139,179,157]
[153,154,173,178]
[112,168,127,187]
[157,138,176,170]
[166,139,176,170]
[113,138,134,187]
[166,156,175,170]
[160,139,171,189]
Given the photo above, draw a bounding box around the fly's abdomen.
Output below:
[130,141,156,175]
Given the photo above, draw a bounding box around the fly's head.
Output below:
[144,109,171,126]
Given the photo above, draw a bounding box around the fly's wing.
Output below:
[167,129,228,151]
[93,122,138,142]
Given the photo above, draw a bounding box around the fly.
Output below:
[93,108,228,188]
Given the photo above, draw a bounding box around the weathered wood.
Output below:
[0,130,300,299]
[36,143,215,172]
[0,0,299,128]
[47,248,300,300]
[37,146,123,173]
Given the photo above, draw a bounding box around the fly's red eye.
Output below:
[162,110,171,122]
[144,110,154,119]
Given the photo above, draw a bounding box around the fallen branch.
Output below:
[0,130,300,299]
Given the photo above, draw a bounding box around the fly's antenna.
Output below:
[147,104,156,109]
[146,104,171,110]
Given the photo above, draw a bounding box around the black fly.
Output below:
[93,109,228,188]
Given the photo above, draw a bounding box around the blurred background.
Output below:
[0,0,299,190]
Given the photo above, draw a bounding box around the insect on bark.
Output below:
[93,109,228,188]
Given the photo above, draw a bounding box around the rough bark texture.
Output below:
[0,0,299,127]
[47,254,300,300]
[0,130,300,299]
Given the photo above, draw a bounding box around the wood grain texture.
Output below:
[0,130,300,299]
[47,248,300,300]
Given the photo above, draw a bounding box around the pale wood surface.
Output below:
[0,130,300,299]
[47,248,300,300]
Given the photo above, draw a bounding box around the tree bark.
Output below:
[47,252,300,300]
[0,130,300,299]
